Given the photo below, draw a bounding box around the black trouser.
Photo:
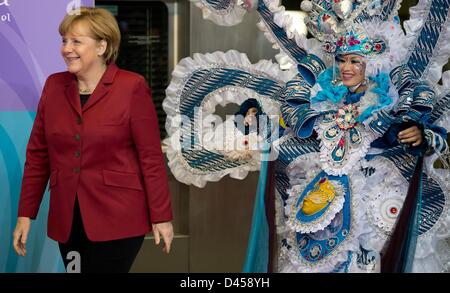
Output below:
[59,199,144,273]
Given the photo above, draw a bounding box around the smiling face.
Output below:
[60,21,107,77]
[337,54,366,88]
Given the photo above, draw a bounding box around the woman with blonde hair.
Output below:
[13,7,174,273]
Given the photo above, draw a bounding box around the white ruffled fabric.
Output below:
[403,0,450,84]
[434,70,450,97]
[203,117,264,163]
[357,157,450,273]
[361,20,410,78]
[190,0,248,26]
[256,0,328,70]
[354,158,409,251]
[163,50,288,187]
[435,70,450,131]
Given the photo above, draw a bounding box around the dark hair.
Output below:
[234,98,264,135]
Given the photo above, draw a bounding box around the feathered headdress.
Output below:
[301,0,408,76]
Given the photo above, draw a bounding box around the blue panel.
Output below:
[430,91,450,123]
[406,0,450,79]
[0,112,64,272]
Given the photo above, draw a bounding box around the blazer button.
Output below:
[74,134,81,141]
[73,167,80,173]
[74,151,81,158]
[77,117,82,125]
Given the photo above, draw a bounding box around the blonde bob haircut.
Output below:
[59,7,121,64]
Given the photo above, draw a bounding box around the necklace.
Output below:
[79,87,92,94]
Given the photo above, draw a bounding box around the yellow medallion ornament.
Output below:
[301,177,336,215]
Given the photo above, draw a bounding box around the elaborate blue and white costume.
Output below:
[164,0,450,272]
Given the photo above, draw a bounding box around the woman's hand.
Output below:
[13,217,31,256]
[398,126,423,147]
[152,221,174,254]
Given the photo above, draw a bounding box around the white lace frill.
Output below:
[435,70,450,135]
[163,50,288,188]
[435,70,450,98]
[190,0,248,26]
[353,158,409,251]
[356,157,450,273]
[256,0,327,70]
[361,20,410,78]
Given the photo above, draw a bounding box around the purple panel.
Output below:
[0,0,94,111]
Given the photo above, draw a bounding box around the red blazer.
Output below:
[18,64,173,243]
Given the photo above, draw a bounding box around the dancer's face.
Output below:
[337,54,366,88]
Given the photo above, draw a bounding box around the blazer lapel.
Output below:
[82,63,119,113]
[64,76,82,117]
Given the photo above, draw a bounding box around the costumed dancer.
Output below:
[164,0,450,272]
